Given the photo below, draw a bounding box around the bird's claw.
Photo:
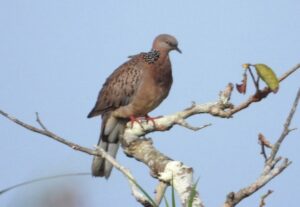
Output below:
[129,115,162,129]
[129,115,144,129]
[145,114,162,128]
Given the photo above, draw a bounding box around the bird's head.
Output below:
[152,34,182,54]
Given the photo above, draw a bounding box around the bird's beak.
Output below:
[175,47,182,54]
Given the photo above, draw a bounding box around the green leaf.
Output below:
[171,176,176,207]
[164,196,170,207]
[254,64,279,93]
[127,176,157,207]
[188,178,200,207]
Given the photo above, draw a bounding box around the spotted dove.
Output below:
[87,34,181,178]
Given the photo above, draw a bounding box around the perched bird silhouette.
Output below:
[87,34,181,178]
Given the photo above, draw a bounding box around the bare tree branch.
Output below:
[123,63,300,139]
[35,112,49,131]
[1,63,299,207]
[0,110,97,155]
[259,190,273,207]
[220,63,300,117]
[258,133,273,161]
[94,147,156,207]
[279,63,300,82]
[123,138,204,207]
[175,119,211,131]
[119,64,299,207]
[223,88,300,207]
[268,88,300,163]
[0,111,155,206]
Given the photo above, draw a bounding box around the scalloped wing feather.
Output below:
[87,55,144,118]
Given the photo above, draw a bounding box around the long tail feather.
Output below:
[91,115,125,178]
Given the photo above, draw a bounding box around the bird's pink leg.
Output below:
[129,115,144,129]
[145,114,162,128]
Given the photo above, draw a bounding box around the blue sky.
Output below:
[1,1,299,207]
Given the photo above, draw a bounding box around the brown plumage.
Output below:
[88,34,181,178]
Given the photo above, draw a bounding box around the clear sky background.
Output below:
[1,1,299,207]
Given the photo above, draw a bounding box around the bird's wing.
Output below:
[87,55,144,118]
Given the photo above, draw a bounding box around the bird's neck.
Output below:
[156,49,170,66]
[143,49,160,64]
[144,49,169,64]
[156,49,169,60]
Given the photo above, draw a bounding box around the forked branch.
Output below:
[223,88,300,207]
[1,63,299,207]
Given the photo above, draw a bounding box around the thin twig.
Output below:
[223,88,300,207]
[0,110,96,156]
[279,63,300,82]
[258,133,273,148]
[248,66,259,91]
[260,142,268,161]
[35,112,48,131]
[258,133,272,161]
[256,76,260,89]
[224,64,300,117]
[268,88,300,164]
[259,190,273,207]
[0,110,155,206]
[224,159,290,207]
[175,119,211,131]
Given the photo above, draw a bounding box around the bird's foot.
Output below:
[129,115,144,129]
[145,114,162,128]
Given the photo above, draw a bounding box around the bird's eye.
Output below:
[166,41,172,46]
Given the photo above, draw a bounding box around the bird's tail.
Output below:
[91,114,125,178]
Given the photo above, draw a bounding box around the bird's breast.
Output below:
[112,56,173,118]
[131,61,173,115]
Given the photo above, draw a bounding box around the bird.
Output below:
[87,34,181,178]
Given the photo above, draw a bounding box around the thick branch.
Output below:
[123,138,204,207]
[1,63,299,207]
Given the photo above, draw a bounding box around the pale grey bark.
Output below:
[1,63,299,207]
